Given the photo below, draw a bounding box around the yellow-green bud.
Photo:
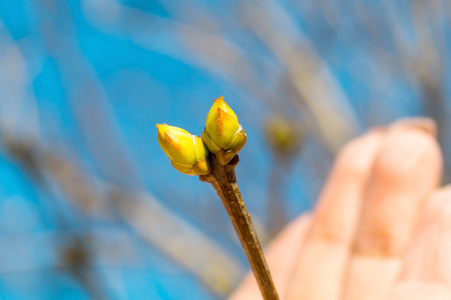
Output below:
[265,115,304,156]
[202,96,247,165]
[157,124,211,175]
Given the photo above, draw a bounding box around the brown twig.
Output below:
[200,155,279,300]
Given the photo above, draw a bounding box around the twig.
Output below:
[200,155,279,300]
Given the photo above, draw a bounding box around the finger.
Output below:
[343,119,442,300]
[401,186,451,284]
[229,214,312,300]
[285,129,386,300]
[387,186,451,299]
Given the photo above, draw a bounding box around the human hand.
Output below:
[230,118,451,300]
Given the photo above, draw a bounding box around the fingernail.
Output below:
[390,117,437,137]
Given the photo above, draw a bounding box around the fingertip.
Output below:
[373,121,442,190]
[390,117,437,138]
[331,128,386,187]
[353,119,442,257]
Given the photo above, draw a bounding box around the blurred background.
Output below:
[0,0,450,299]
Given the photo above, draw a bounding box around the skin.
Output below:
[230,118,451,300]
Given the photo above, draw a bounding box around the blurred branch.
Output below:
[84,0,279,108]
[44,154,111,218]
[30,3,247,295]
[86,0,360,154]
[239,0,360,152]
[3,131,244,297]
[0,20,41,141]
[114,190,244,297]
[0,229,142,273]
[381,0,449,181]
[264,115,304,237]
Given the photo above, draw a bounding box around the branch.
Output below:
[200,155,279,300]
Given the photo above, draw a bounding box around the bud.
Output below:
[202,96,247,165]
[265,115,304,156]
[157,124,211,175]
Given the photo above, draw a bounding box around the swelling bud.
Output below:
[202,96,247,165]
[157,124,211,175]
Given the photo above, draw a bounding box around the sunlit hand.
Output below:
[230,118,451,300]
